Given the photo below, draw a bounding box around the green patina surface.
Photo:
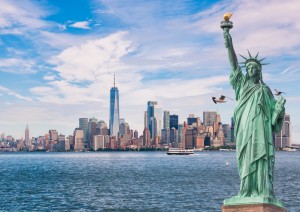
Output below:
[221,18,286,207]
[224,196,285,208]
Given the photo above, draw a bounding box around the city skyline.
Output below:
[0,0,299,143]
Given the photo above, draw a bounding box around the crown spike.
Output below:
[259,57,267,62]
[239,54,247,60]
[255,52,259,59]
[247,50,252,58]
[261,63,269,65]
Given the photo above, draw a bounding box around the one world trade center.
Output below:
[109,74,120,137]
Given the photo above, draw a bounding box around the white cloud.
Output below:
[49,31,134,82]
[43,75,57,81]
[0,0,51,32]
[0,85,32,101]
[0,58,36,74]
[69,21,91,29]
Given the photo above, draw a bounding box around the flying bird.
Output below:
[212,95,234,104]
[274,89,286,96]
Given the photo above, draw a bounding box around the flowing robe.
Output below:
[230,66,284,197]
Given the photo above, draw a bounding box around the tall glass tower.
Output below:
[109,74,120,137]
[25,124,30,146]
[79,118,88,147]
[147,101,162,139]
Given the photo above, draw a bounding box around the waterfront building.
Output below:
[49,129,58,141]
[185,127,198,149]
[79,118,88,148]
[143,128,150,147]
[68,135,74,150]
[25,124,30,146]
[230,117,235,142]
[134,130,138,139]
[274,114,291,148]
[161,128,170,145]
[0,133,4,142]
[97,120,108,135]
[163,110,170,130]
[109,136,116,149]
[222,124,231,144]
[92,135,109,150]
[216,123,224,146]
[49,129,58,151]
[119,118,125,125]
[16,139,24,150]
[37,136,45,150]
[88,117,98,147]
[195,134,205,149]
[64,138,70,151]
[178,124,184,148]
[44,133,50,150]
[170,127,178,147]
[120,134,132,149]
[58,134,69,151]
[147,101,162,139]
[144,111,148,129]
[203,111,217,127]
[187,114,198,126]
[109,75,120,137]
[213,114,221,133]
[119,122,130,136]
[147,101,157,138]
[74,128,84,151]
[170,114,179,130]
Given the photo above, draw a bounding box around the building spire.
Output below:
[114,73,116,87]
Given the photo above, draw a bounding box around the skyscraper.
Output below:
[88,117,98,147]
[274,114,291,148]
[147,101,162,139]
[203,111,217,127]
[144,111,148,129]
[163,110,170,130]
[109,74,120,137]
[187,114,198,126]
[79,118,88,147]
[170,114,179,130]
[74,128,84,151]
[25,124,30,146]
[97,120,109,135]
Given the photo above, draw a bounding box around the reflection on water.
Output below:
[0,151,299,211]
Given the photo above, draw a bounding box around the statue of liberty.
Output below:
[221,14,286,208]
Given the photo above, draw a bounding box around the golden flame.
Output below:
[224,13,233,21]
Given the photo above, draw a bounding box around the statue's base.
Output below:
[222,197,286,212]
[222,203,286,212]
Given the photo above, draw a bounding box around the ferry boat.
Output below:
[167,148,194,155]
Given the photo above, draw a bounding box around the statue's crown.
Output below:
[239,50,268,68]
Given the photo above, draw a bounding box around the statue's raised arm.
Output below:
[221,13,238,71]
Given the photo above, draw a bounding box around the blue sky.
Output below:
[0,0,299,143]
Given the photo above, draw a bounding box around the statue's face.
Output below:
[246,62,260,78]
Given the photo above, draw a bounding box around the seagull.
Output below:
[274,89,286,96]
[212,95,234,104]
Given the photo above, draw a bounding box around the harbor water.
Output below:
[0,151,299,211]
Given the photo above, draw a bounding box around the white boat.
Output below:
[167,148,194,155]
[283,148,297,152]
